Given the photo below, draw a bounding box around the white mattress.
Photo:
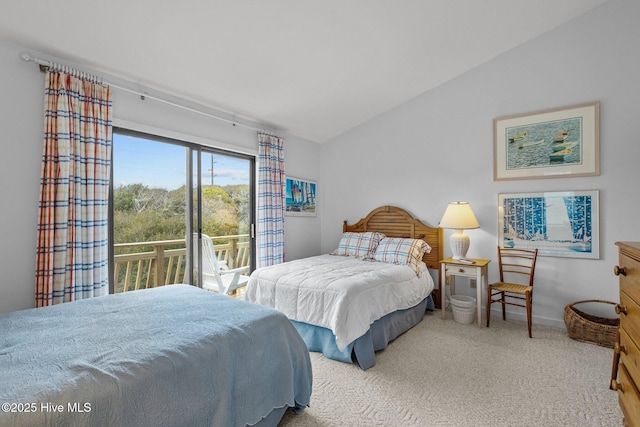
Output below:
[245,254,434,351]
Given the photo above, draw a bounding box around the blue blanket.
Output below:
[0,285,312,427]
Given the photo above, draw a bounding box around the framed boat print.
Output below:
[285,177,317,217]
[493,102,599,181]
[498,190,599,259]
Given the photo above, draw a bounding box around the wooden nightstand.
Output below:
[439,257,491,328]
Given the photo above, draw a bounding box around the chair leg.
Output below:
[486,286,492,327]
[526,291,532,338]
[501,291,506,320]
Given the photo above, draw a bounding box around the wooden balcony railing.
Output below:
[113,234,250,293]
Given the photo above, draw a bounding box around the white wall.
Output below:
[0,43,43,314]
[0,41,320,313]
[320,0,640,327]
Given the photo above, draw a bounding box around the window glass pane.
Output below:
[112,133,188,293]
[195,151,252,294]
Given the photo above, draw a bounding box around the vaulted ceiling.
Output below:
[0,0,608,143]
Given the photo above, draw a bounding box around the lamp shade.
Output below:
[439,202,479,260]
[439,202,480,230]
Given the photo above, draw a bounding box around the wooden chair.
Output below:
[486,246,538,337]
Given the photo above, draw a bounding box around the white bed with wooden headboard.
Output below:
[245,206,443,370]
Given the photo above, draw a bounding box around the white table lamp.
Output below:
[439,202,480,260]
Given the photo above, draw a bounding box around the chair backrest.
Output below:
[497,246,538,288]
[193,233,248,294]
[202,234,224,275]
[192,233,227,291]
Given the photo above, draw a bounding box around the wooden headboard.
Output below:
[343,205,443,271]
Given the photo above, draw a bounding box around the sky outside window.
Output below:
[113,134,250,189]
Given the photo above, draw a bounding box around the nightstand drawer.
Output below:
[444,265,477,278]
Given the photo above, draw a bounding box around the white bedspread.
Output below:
[245,254,434,351]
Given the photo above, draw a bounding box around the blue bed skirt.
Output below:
[291,295,434,370]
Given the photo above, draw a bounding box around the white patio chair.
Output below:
[193,233,250,295]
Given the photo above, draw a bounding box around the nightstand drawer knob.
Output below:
[458,268,464,273]
[615,304,627,315]
[615,342,627,354]
[614,265,627,276]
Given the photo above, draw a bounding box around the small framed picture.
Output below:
[285,177,317,217]
[494,102,599,181]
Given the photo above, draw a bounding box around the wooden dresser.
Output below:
[613,242,640,426]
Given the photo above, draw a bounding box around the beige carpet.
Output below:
[279,311,622,427]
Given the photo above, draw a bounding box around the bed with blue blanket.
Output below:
[0,284,312,427]
[245,206,443,370]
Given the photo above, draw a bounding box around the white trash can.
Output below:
[450,295,476,324]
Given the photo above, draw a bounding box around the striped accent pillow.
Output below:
[331,232,386,259]
[373,238,432,276]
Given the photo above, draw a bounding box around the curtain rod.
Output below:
[19,52,281,137]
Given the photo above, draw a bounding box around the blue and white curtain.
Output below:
[35,70,112,306]
[256,133,286,268]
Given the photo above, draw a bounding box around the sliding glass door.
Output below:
[191,149,254,291]
[111,129,254,295]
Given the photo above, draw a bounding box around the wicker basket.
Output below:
[564,300,619,348]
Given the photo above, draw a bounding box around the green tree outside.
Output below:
[113,183,249,292]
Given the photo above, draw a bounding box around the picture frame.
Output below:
[285,177,317,217]
[493,102,599,181]
[498,190,599,259]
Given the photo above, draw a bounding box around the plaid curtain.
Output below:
[256,133,286,268]
[35,70,112,306]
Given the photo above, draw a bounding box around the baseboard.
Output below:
[485,307,566,329]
